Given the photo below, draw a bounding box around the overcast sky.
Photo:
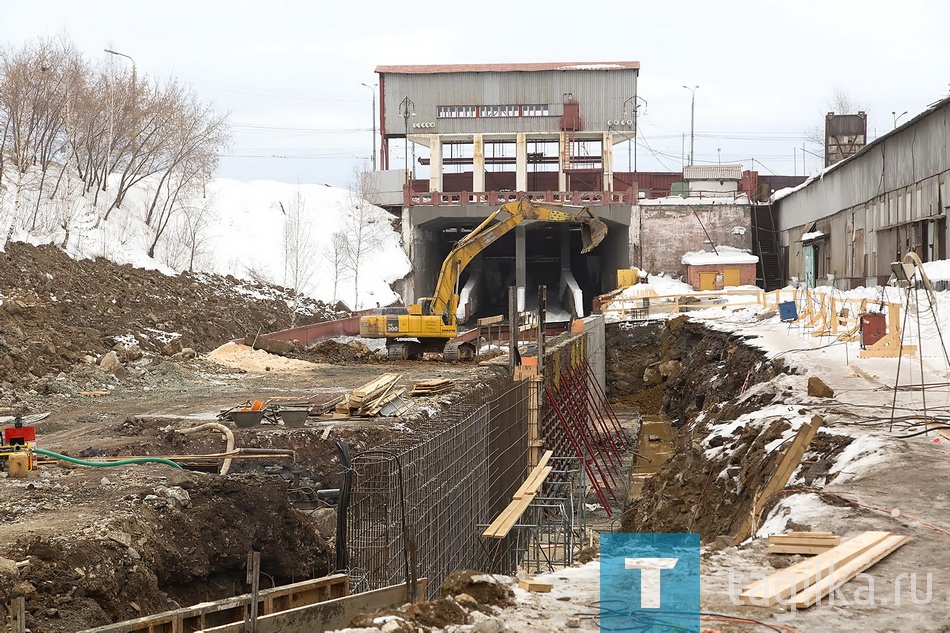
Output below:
[3,0,948,188]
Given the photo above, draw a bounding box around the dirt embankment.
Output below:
[1,471,331,633]
[608,318,851,540]
[0,242,346,388]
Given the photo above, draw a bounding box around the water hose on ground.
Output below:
[177,422,235,475]
[33,448,182,470]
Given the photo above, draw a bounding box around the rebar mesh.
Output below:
[346,380,530,596]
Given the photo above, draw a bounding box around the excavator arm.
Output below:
[359,198,607,359]
[423,199,607,320]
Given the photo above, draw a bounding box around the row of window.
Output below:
[437,104,551,119]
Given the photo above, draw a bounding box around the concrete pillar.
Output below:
[428,135,442,193]
[516,132,528,192]
[558,131,569,191]
[603,131,613,192]
[401,207,414,304]
[473,134,485,192]
[516,224,526,311]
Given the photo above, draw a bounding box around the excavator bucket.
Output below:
[580,216,608,253]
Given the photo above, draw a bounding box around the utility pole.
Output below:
[682,85,698,165]
[622,95,648,176]
[361,82,377,170]
[104,48,136,190]
[399,97,414,188]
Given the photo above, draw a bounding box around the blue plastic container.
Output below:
[779,301,798,322]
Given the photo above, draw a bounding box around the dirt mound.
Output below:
[298,339,380,364]
[0,242,346,387]
[207,342,322,373]
[4,472,331,633]
[439,569,515,607]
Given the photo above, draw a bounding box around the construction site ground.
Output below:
[2,241,950,632]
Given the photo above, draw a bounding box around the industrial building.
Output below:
[773,95,950,288]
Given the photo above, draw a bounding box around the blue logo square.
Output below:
[600,533,700,632]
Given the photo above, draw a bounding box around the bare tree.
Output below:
[161,194,217,272]
[281,190,318,325]
[322,230,350,304]
[341,171,388,309]
[828,86,863,115]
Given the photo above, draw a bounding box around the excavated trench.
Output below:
[605,317,853,542]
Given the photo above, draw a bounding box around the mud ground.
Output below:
[0,241,501,632]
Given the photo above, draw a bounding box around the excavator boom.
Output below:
[359,199,607,359]
[426,200,607,317]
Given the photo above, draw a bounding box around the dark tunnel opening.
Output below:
[423,218,628,323]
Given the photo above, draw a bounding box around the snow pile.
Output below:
[681,245,758,266]
[823,432,891,484]
[639,194,750,206]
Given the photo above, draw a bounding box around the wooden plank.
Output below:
[927,423,950,442]
[518,579,554,593]
[733,416,823,542]
[769,535,841,546]
[511,451,554,500]
[482,466,552,538]
[365,389,406,417]
[349,373,399,407]
[739,531,891,606]
[197,579,427,633]
[785,531,835,537]
[78,575,349,633]
[477,314,504,326]
[792,534,909,608]
[482,456,555,539]
[767,543,839,556]
[482,495,534,539]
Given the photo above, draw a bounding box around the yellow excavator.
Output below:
[359,199,608,360]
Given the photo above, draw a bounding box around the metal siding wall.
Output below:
[380,70,637,136]
[776,104,950,233]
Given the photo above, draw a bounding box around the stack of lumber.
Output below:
[334,373,403,417]
[740,531,908,608]
[767,532,840,555]
[482,451,554,539]
[409,378,454,396]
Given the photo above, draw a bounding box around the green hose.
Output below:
[33,448,183,470]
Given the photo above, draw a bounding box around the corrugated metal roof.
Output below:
[683,165,743,181]
[375,61,640,75]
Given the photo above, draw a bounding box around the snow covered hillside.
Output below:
[0,169,410,310]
